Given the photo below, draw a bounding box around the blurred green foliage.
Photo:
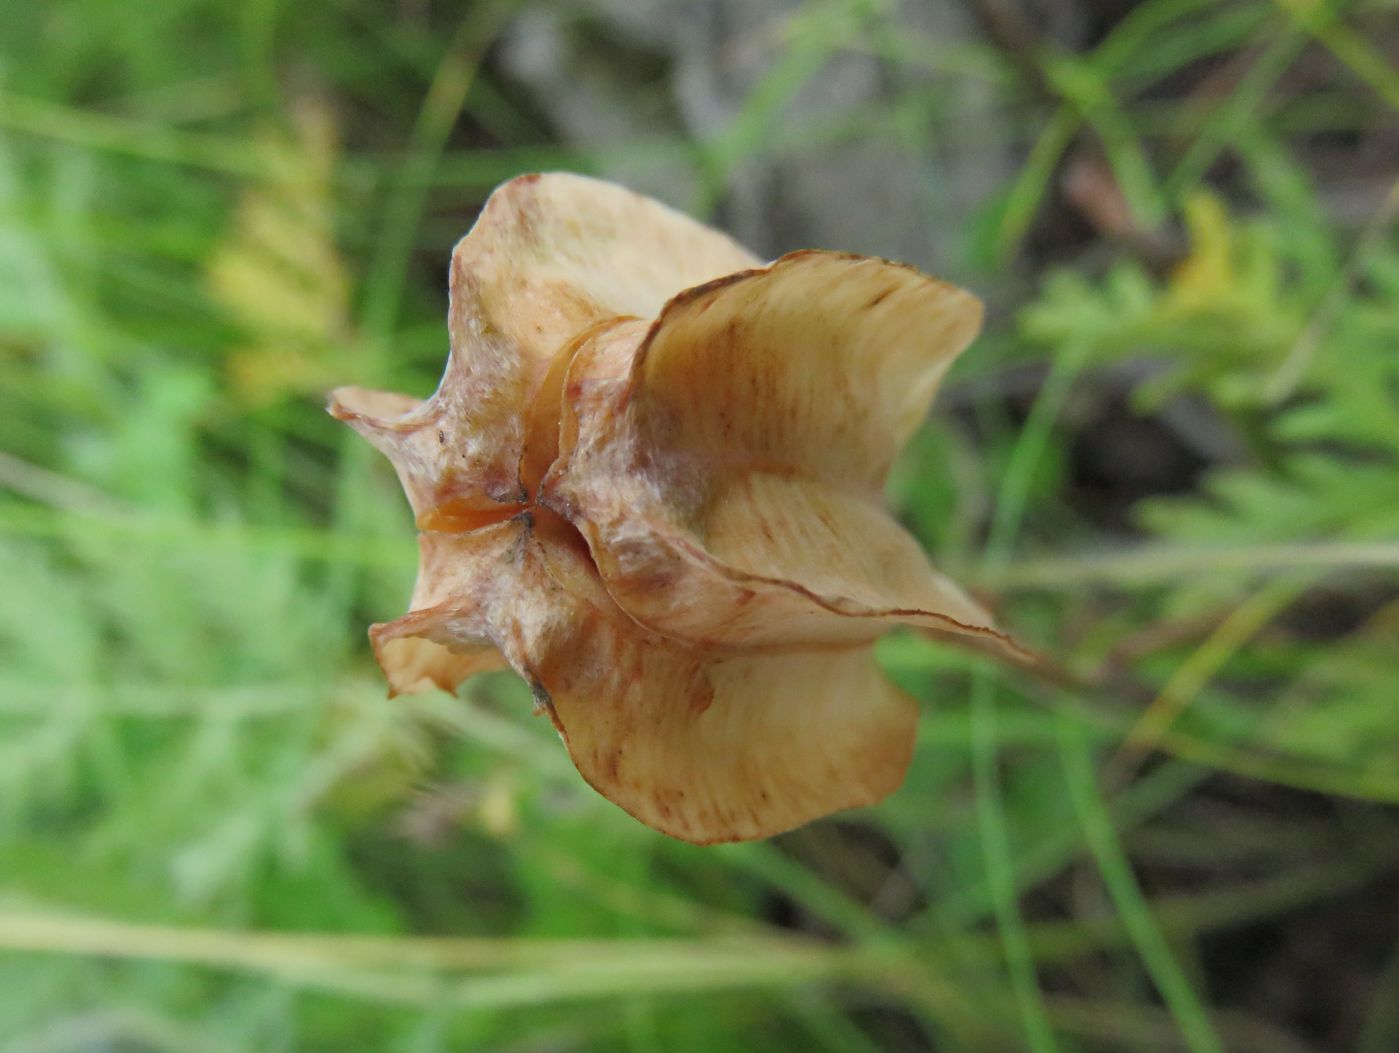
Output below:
[2,0,1397,1051]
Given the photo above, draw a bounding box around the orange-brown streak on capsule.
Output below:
[416,498,525,533]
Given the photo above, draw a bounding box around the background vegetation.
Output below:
[1,0,1397,1049]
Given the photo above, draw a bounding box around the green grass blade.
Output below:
[1056,707,1225,1053]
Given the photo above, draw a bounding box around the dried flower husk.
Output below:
[331,173,1018,843]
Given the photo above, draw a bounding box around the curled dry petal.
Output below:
[543,251,1012,650]
[331,172,1018,843]
[330,173,755,520]
[370,514,915,842]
